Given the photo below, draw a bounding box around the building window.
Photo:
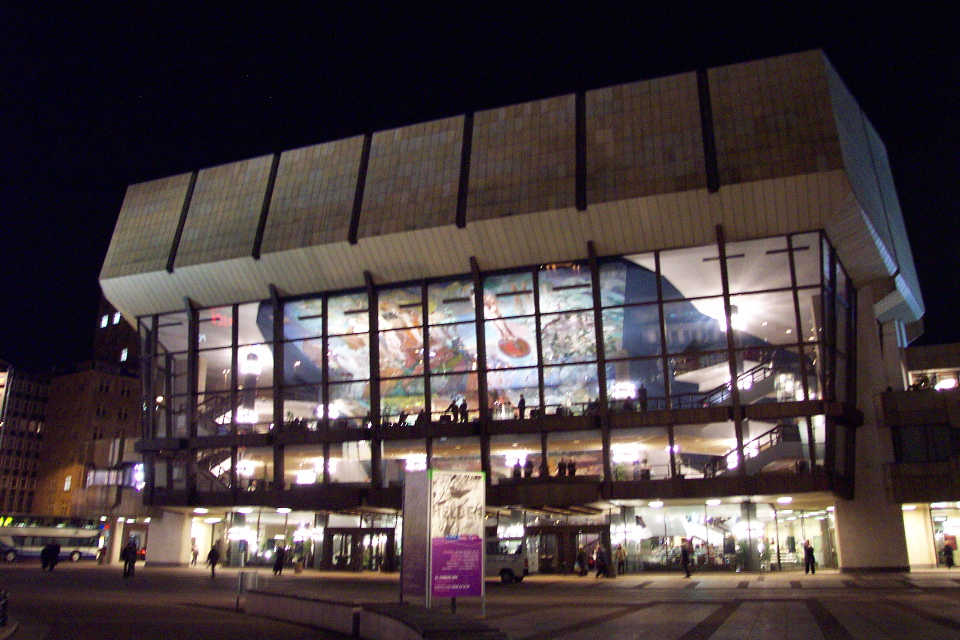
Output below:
[100,315,109,328]
[63,475,72,491]
[120,348,129,362]
[113,312,122,324]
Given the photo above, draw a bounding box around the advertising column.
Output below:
[401,470,485,608]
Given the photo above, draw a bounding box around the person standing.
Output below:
[576,545,589,576]
[557,458,568,477]
[523,457,534,478]
[47,542,61,572]
[638,385,648,411]
[273,546,287,576]
[945,543,956,568]
[191,545,199,566]
[594,544,609,578]
[459,399,468,423]
[448,400,459,423]
[207,544,221,579]
[121,540,138,578]
[803,540,816,574]
[616,544,627,574]
[518,394,526,419]
[680,538,692,578]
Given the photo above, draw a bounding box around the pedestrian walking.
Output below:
[594,544,609,578]
[680,538,692,578]
[616,544,627,574]
[191,544,199,566]
[207,544,221,578]
[121,540,138,578]
[273,546,287,576]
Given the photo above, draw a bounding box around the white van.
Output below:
[486,537,527,583]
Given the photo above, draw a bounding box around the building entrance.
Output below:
[321,527,396,572]
[526,524,608,574]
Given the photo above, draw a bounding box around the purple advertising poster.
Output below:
[431,536,483,597]
[429,471,485,599]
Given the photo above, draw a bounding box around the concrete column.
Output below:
[833,284,909,572]
[880,319,908,391]
[143,510,192,566]
[108,517,126,564]
[902,505,938,569]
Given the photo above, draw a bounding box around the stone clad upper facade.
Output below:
[100,50,922,331]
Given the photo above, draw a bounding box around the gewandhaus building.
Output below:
[100,50,934,574]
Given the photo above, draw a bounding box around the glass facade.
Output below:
[140,232,854,509]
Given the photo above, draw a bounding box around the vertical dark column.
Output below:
[575,92,588,212]
[184,297,199,501]
[230,303,240,498]
[588,243,611,488]
[252,152,281,260]
[716,225,746,476]
[270,285,285,489]
[540,432,549,477]
[456,113,474,229]
[348,133,373,245]
[426,437,433,471]
[532,268,546,414]
[322,441,331,484]
[166,171,198,273]
[845,279,858,405]
[366,271,382,488]
[786,235,811,402]
[470,257,492,482]
[141,316,159,440]
[655,252,671,408]
[321,295,331,430]
[825,247,838,402]
[421,282,432,422]
[696,69,720,193]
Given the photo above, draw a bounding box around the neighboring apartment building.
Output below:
[100,50,931,572]
[32,298,149,558]
[0,361,49,513]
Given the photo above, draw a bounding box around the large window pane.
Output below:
[237,446,274,491]
[382,439,428,487]
[283,384,322,431]
[284,444,325,486]
[659,245,723,301]
[791,232,821,287]
[549,430,603,479]
[199,347,233,394]
[430,373,479,423]
[607,358,665,411]
[380,377,425,426]
[726,237,792,294]
[328,292,369,335]
[379,286,423,327]
[379,326,424,377]
[483,272,534,318]
[541,311,596,364]
[329,441,371,484]
[487,369,538,420]
[664,299,726,354]
[431,436,482,472]
[603,304,661,359]
[544,364,599,415]
[198,306,234,348]
[729,291,799,347]
[427,279,476,325]
[599,254,658,307]
[284,339,325,385]
[428,323,477,374]
[329,381,371,428]
[676,422,738,478]
[490,433,542,484]
[485,316,537,369]
[283,297,324,340]
[610,427,670,479]
[328,334,370,382]
[538,263,592,313]
[197,447,233,492]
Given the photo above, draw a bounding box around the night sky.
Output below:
[2,3,957,372]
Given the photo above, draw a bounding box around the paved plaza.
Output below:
[3,565,960,639]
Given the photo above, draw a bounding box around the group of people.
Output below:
[576,543,617,578]
[445,399,470,423]
[39,542,61,571]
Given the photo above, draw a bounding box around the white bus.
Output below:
[0,515,103,563]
